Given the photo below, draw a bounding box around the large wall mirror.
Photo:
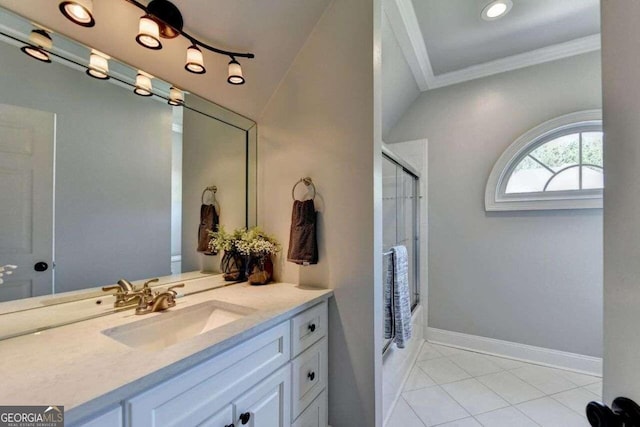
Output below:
[0,7,257,310]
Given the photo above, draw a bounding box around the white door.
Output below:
[233,366,291,427]
[0,104,54,301]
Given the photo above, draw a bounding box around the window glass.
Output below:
[505,131,603,194]
[582,132,603,166]
[546,166,580,191]
[506,156,552,193]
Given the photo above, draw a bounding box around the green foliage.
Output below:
[515,133,602,171]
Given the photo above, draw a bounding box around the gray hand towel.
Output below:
[287,199,318,265]
[197,204,219,255]
[388,245,412,348]
[384,253,394,340]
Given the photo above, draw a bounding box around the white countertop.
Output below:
[0,279,333,424]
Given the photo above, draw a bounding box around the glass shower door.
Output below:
[382,153,419,351]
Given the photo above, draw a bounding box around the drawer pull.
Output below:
[308,323,316,332]
[239,412,251,425]
[308,371,316,381]
[225,424,234,427]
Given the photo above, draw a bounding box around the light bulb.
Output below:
[227,59,245,85]
[86,50,109,80]
[59,0,95,27]
[185,45,206,74]
[168,87,184,106]
[481,0,513,21]
[136,16,162,50]
[20,29,52,63]
[134,72,153,97]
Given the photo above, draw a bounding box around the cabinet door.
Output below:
[127,322,290,427]
[196,405,233,427]
[233,366,291,427]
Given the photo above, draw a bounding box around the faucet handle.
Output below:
[102,285,124,294]
[168,283,185,293]
[142,278,159,289]
[116,279,135,292]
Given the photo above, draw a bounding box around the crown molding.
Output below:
[383,0,433,91]
[383,0,601,92]
[431,34,601,89]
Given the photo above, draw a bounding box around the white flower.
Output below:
[0,265,17,285]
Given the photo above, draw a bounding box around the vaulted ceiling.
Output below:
[0,0,331,120]
[384,0,601,91]
[381,0,601,138]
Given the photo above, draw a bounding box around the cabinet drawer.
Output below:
[291,301,327,358]
[127,321,290,427]
[291,337,327,420]
[292,391,327,427]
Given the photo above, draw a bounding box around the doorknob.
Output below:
[586,396,640,426]
[34,262,48,272]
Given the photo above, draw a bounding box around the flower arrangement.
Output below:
[208,226,280,285]
[208,226,281,257]
[237,227,281,257]
[208,225,245,254]
[0,265,17,285]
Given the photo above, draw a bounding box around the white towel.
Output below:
[389,245,412,348]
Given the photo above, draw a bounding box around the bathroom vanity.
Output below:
[0,278,332,427]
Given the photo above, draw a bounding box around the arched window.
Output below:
[485,110,603,211]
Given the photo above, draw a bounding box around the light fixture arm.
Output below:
[124,0,255,59]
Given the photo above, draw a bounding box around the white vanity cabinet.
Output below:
[74,299,329,427]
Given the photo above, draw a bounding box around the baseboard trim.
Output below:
[383,339,425,427]
[426,327,602,377]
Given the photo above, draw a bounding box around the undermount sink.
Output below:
[102,300,255,351]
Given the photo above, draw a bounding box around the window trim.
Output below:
[485,110,603,211]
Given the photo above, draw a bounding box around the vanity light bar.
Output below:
[58,0,253,85]
[12,26,184,106]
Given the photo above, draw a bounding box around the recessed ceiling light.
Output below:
[481,0,513,21]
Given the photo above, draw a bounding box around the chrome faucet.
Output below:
[134,283,185,315]
[102,278,158,308]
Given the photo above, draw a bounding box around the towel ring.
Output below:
[201,186,220,210]
[291,177,316,201]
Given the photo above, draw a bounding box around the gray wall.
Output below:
[0,41,173,293]
[257,0,379,424]
[381,10,420,140]
[601,0,640,402]
[387,52,603,357]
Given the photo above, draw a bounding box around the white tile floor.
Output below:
[386,342,601,427]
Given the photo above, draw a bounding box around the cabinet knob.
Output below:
[34,262,49,272]
[239,412,251,425]
[308,323,316,332]
[308,371,316,381]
